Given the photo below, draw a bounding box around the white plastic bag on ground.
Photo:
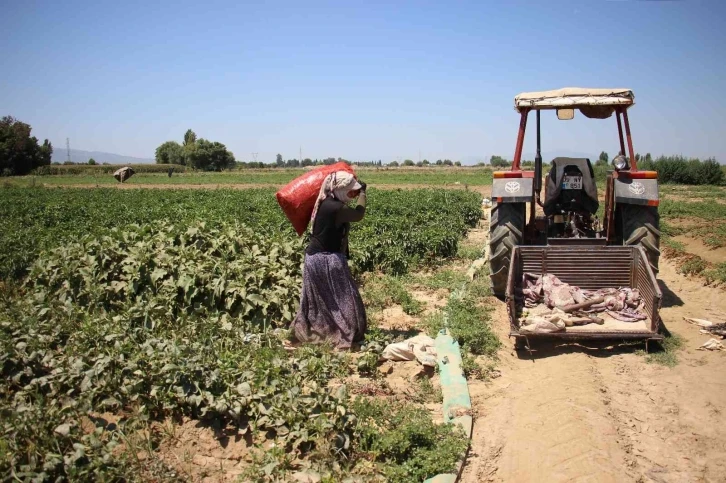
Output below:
[699,338,724,351]
[684,317,714,328]
[381,335,438,367]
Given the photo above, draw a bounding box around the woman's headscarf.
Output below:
[310,171,362,227]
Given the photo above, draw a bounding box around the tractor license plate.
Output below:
[562,176,582,190]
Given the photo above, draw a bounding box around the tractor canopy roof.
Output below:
[515,87,634,119]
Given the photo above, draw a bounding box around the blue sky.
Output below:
[2,0,725,164]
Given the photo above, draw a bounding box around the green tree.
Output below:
[436,159,443,166]
[422,159,430,166]
[403,159,414,166]
[0,116,52,176]
[39,140,52,167]
[183,129,197,147]
[596,151,609,166]
[276,154,284,166]
[490,155,509,167]
[155,141,184,165]
[88,158,96,165]
[302,158,313,167]
[389,160,399,167]
[443,159,453,166]
[187,139,235,171]
[454,161,462,167]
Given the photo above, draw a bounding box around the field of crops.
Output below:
[0,185,481,481]
[657,184,726,284]
[6,167,495,187]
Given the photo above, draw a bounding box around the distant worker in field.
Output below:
[292,171,368,349]
[168,167,173,178]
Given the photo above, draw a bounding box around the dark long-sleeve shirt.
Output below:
[306,192,366,256]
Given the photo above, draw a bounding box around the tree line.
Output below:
[3,115,722,184]
[488,152,723,185]
[238,156,464,169]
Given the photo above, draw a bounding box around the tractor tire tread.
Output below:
[618,205,661,274]
[489,202,525,297]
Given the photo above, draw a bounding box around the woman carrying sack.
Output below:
[291,171,368,349]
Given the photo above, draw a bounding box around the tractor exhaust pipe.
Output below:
[528,110,544,232]
[534,110,543,207]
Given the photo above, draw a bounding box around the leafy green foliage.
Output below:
[20,167,496,187]
[361,274,422,316]
[445,297,499,356]
[0,187,480,280]
[411,376,443,404]
[352,189,481,276]
[32,163,188,175]
[0,188,477,480]
[155,140,184,165]
[461,352,496,380]
[0,188,290,279]
[414,269,468,292]
[679,257,707,276]
[661,234,724,286]
[639,333,684,367]
[659,198,726,222]
[424,292,499,357]
[356,351,381,376]
[183,129,197,147]
[186,138,236,171]
[28,221,304,327]
[0,223,360,479]
[351,399,467,483]
[638,155,724,185]
[0,116,52,176]
[156,129,235,171]
[489,155,509,168]
[704,262,726,285]
[596,151,609,166]
[456,244,483,261]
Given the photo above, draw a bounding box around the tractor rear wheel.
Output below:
[616,204,661,274]
[489,202,525,298]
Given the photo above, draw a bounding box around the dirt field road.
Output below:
[462,261,726,482]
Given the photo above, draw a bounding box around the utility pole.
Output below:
[251,152,258,163]
[66,138,71,163]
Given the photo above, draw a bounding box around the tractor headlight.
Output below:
[612,154,629,171]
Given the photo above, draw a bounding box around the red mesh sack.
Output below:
[276,162,356,236]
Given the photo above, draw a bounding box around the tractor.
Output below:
[489,88,660,298]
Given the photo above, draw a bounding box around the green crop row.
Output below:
[33,164,188,175]
[10,167,494,187]
[0,187,481,280]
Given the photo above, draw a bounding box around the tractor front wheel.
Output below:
[489,202,525,298]
[616,204,661,274]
